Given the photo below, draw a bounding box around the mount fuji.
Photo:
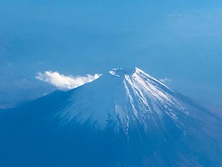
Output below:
[0,67,222,167]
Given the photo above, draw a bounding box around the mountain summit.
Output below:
[0,67,222,167]
[58,67,187,136]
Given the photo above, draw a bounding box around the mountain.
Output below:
[0,67,222,167]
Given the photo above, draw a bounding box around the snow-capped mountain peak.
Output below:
[58,67,187,136]
[1,67,222,167]
[109,67,137,77]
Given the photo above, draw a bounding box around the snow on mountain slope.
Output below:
[0,67,222,167]
[57,67,190,135]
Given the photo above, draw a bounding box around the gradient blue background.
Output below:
[0,0,222,112]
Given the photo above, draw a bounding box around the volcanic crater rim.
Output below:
[109,67,138,77]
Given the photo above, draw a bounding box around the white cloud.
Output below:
[36,71,101,90]
[160,78,172,83]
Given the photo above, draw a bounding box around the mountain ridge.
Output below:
[0,67,222,167]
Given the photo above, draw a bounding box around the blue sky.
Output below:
[0,0,222,111]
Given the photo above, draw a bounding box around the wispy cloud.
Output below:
[160,78,172,83]
[36,71,101,90]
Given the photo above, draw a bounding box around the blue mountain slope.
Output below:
[0,67,222,167]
